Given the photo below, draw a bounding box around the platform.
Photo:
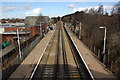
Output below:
[65,26,116,79]
[9,30,55,79]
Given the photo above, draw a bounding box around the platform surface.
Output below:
[9,30,54,79]
[65,26,116,79]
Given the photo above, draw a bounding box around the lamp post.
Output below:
[17,29,22,60]
[99,26,106,54]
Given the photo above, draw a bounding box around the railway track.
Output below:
[30,21,93,80]
[31,22,59,80]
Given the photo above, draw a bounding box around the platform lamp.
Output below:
[17,28,22,60]
[99,26,107,54]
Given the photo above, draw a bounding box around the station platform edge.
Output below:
[9,30,55,79]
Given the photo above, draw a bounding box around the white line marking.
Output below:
[29,30,55,80]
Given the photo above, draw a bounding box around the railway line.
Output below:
[30,21,93,80]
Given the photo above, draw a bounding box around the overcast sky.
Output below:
[1,1,119,19]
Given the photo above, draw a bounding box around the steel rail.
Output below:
[64,26,94,80]
[30,23,60,80]
[29,29,56,80]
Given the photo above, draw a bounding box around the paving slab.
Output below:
[65,26,116,79]
[9,30,54,79]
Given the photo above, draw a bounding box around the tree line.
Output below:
[1,18,24,23]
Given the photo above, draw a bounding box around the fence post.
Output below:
[107,49,111,69]
[103,53,107,67]
[94,46,96,54]
[98,50,101,60]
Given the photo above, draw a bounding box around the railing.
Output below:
[2,34,42,79]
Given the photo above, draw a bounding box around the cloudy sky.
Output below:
[1,1,119,19]
[1,0,120,2]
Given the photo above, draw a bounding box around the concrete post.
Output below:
[79,22,81,40]
[111,61,114,71]
[94,46,96,54]
[98,50,100,58]
[107,49,110,69]
[17,29,22,61]
[103,53,107,67]
[98,50,101,60]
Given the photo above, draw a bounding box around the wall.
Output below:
[2,26,40,44]
[0,34,2,44]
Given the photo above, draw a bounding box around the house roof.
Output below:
[2,30,31,35]
[0,23,26,28]
[25,16,50,27]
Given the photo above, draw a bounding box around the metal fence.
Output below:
[21,36,41,60]
[2,35,41,79]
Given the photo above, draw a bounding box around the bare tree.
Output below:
[97,5,104,15]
